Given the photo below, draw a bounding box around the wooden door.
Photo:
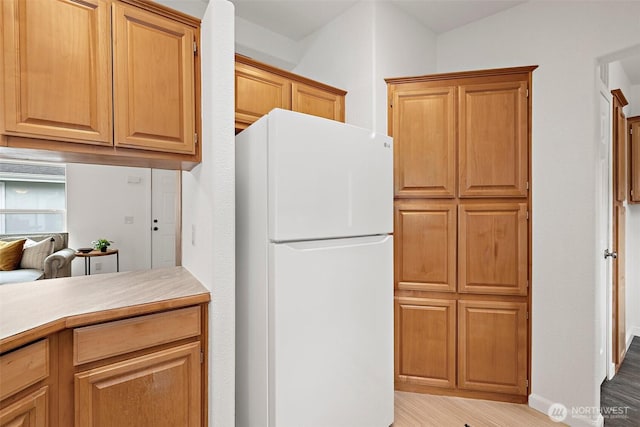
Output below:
[112,3,196,154]
[458,81,528,197]
[611,89,627,369]
[1,0,112,144]
[291,82,344,122]
[0,387,48,427]
[391,87,456,198]
[458,300,527,395]
[75,342,201,427]
[394,200,456,293]
[395,297,456,389]
[235,62,291,130]
[458,203,528,295]
[629,118,640,203]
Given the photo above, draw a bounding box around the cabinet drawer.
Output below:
[0,339,49,400]
[74,306,201,365]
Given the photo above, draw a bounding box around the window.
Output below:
[0,161,66,234]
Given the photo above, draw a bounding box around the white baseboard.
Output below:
[529,394,604,427]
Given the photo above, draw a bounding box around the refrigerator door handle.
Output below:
[276,235,391,251]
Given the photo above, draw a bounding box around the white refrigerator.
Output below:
[236,109,393,427]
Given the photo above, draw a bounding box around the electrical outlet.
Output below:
[95,262,102,271]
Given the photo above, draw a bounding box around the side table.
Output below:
[74,249,119,275]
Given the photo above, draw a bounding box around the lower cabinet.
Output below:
[0,387,48,427]
[395,297,456,389]
[0,305,207,427]
[395,296,528,400]
[75,343,201,427]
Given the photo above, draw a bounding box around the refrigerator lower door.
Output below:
[268,235,393,427]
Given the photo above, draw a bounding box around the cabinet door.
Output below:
[0,386,48,427]
[459,81,528,197]
[458,203,528,296]
[1,0,111,144]
[75,342,201,427]
[458,300,527,395]
[395,297,456,389]
[291,82,344,122]
[392,87,456,198]
[395,200,456,292]
[113,3,196,154]
[235,63,291,130]
[630,120,640,203]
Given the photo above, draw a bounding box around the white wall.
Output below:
[437,3,640,426]
[235,16,301,70]
[66,164,151,276]
[294,2,375,129]
[181,1,235,426]
[373,1,437,135]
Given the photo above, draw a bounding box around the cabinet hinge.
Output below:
[526,89,529,98]
[526,181,529,190]
[526,311,529,320]
[200,351,204,364]
[526,211,529,220]
[194,132,198,145]
[630,128,633,135]
[526,379,529,387]
[193,41,198,55]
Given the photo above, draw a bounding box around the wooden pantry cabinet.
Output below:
[0,0,201,170]
[387,66,535,403]
[235,54,346,131]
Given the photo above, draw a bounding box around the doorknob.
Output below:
[604,249,617,259]
[153,227,159,231]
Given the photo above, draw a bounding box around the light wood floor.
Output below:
[394,391,565,426]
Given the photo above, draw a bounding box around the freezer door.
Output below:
[268,235,394,427]
[268,109,392,242]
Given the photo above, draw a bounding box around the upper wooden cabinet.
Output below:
[0,0,201,170]
[113,3,196,154]
[629,116,640,203]
[235,61,291,127]
[459,81,528,197]
[391,87,456,198]
[387,67,534,198]
[235,54,346,131]
[1,0,112,144]
[612,89,628,202]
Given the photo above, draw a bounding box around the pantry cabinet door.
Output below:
[458,81,528,197]
[392,87,456,198]
[395,297,456,389]
[1,0,112,144]
[458,203,528,296]
[458,300,527,396]
[395,200,456,293]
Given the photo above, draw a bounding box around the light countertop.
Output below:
[0,267,210,352]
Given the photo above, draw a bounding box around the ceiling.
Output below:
[229,0,525,40]
[158,0,640,85]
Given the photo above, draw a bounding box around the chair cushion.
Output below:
[21,238,54,270]
[0,239,26,271]
[0,269,44,284]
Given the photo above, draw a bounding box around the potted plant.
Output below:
[92,238,113,252]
